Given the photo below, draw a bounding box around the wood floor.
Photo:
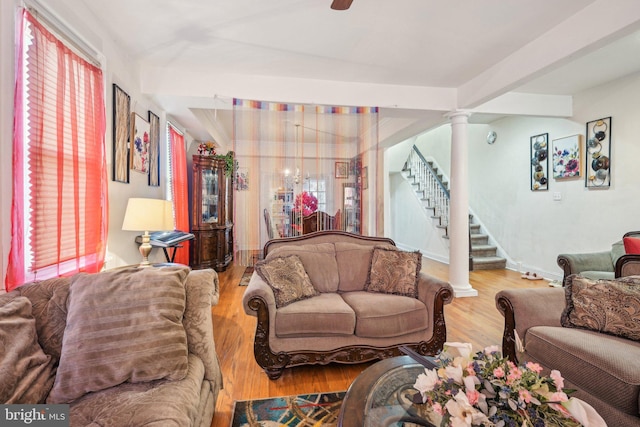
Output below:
[209,258,550,427]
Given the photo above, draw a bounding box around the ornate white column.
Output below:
[447,112,478,297]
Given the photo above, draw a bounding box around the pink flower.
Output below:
[466,389,480,405]
[506,366,522,384]
[519,389,532,404]
[526,362,542,374]
[550,369,564,390]
[493,366,505,378]
[432,402,444,416]
[294,191,318,215]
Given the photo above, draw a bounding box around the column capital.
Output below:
[444,110,472,122]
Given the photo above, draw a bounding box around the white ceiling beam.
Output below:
[473,92,573,117]
[141,66,457,112]
[458,0,640,109]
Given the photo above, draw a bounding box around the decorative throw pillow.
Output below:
[623,236,640,254]
[47,266,191,404]
[0,296,55,403]
[255,255,319,308]
[335,242,395,292]
[561,274,640,342]
[365,246,422,298]
[267,243,339,292]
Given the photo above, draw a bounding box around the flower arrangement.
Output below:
[412,342,605,427]
[197,141,216,156]
[293,191,318,216]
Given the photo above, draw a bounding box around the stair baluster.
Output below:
[402,146,506,271]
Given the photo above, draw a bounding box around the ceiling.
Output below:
[75,0,640,147]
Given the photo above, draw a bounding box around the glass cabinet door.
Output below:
[201,168,219,224]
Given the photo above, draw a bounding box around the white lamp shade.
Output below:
[122,198,174,231]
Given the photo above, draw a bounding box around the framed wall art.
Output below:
[130,113,150,174]
[362,166,368,190]
[112,84,130,183]
[552,134,582,179]
[585,117,611,188]
[530,133,548,191]
[335,161,349,179]
[147,111,160,186]
[235,167,249,191]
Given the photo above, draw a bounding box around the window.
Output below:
[5,9,107,291]
[303,177,327,212]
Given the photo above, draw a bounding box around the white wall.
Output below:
[392,72,640,279]
[389,172,450,262]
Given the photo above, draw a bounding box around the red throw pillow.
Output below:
[623,236,640,254]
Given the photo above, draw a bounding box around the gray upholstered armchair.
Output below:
[557,231,640,284]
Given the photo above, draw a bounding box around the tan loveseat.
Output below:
[242,231,454,379]
[496,275,640,426]
[0,265,223,427]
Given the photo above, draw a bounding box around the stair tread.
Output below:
[471,244,497,250]
[472,256,506,262]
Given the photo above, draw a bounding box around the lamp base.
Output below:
[139,231,153,267]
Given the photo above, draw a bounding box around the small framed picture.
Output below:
[585,117,611,188]
[130,113,150,174]
[147,111,160,186]
[112,84,130,183]
[335,161,349,179]
[530,133,548,191]
[552,134,581,180]
[362,166,368,190]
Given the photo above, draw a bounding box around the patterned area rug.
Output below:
[230,391,345,426]
[238,267,254,286]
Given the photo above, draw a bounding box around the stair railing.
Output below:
[404,145,473,270]
[405,145,450,228]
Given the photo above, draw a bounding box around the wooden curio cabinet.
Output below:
[190,154,233,271]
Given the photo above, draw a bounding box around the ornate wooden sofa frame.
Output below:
[242,231,454,379]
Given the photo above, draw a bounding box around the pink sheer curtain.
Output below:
[6,9,107,291]
[232,99,379,266]
[169,125,190,265]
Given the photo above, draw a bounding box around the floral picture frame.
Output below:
[552,134,581,180]
[130,113,150,174]
[112,84,130,183]
[530,133,548,191]
[585,117,612,188]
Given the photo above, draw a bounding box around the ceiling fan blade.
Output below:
[331,0,354,10]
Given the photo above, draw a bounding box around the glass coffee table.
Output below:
[337,355,440,427]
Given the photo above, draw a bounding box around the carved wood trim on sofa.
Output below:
[495,294,518,363]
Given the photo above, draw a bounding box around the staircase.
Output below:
[402,145,506,271]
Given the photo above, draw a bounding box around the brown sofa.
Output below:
[496,276,640,426]
[0,265,223,427]
[242,231,454,379]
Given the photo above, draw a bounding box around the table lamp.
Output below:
[122,198,174,267]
